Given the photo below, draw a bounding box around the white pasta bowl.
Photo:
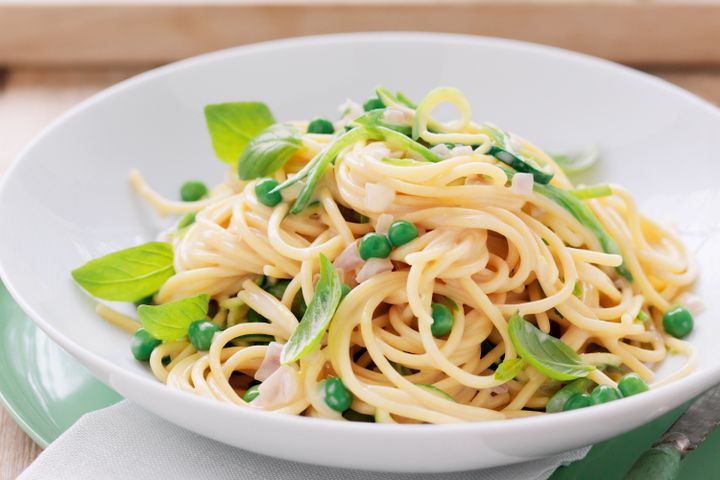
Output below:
[1,33,719,473]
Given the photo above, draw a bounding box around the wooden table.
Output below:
[1,63,719,478]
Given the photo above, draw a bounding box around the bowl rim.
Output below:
[1,31,719,437]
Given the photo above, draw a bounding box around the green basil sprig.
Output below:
[204,102,275,165]
[237,123,303,180]
[71,242,174,302]
[280,254,342,364]
[494,357,527,381]
[508,312,594,381]
[138,293,210,341]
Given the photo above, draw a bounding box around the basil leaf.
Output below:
[281,254,342,363]
[204,102,275,165]
[494,358,526,381]
[238,123,303,180]
[137,293,209,341]
[508,312,593,381]
[71,242,174,302]
[417,384,455,402]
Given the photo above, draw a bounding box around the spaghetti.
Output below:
[77,86,699,424]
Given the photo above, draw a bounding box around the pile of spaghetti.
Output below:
[72,86,700,423]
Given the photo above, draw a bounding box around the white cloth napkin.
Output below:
[20,401,589,480]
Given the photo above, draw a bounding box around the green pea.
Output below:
[663,305,694,338]
[363,97,384,112]
[243,384,261,402]
[254,178,283,207]
[430,303,454,337]
[264,279,290,300]
[564,393,592,411]
[618,373,649,397]
[387,220,419,247]
[177,212,196,229]
[358,232,392,260]
[340,283,352,300]
[323,377,353,412]
[180,180,208,202]
[188,320,221,351]
[590,384,623,404]
[130,328,161,361]
[546,378,594,413]
[307,118,335,134]
[247,309,269,323]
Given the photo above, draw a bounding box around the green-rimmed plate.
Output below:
[0,282,121,448]
[2,280,718,477]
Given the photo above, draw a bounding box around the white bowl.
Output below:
[1,33,719,473]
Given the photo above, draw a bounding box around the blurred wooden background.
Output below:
[1,0,720,66]
[1,0,720,478]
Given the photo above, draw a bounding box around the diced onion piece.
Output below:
[254,365,301,409]
[375,214,394,235]
[511,172,534,196]
[364,182,395,213]
[255,342,283,381]
[430,144,452,159]
[334,241,364,271]
[383,107,413,124]
[355,258,394,283]
[451,145,474,157]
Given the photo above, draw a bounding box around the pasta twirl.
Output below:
[76,86,698,424]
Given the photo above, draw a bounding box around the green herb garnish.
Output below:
[204,102,275,165]
[138,293,210,341]
[280,254,342,363]
[237,123,303,180]
[494,358,527,381]
[71,242,174,302]
[508,312,594,381]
